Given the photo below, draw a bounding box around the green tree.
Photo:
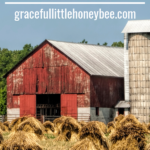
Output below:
[103,42,108,46]
[0,85,6,115]
[111,41,124,47]
[97,43,100,45]
[0,43,36,115]
[18,44,34,60]
[80,39,88,44]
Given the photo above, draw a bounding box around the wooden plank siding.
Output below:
[6,41,90,108]
[90,76,124,108]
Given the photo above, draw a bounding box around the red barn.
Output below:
[4,40,124,124]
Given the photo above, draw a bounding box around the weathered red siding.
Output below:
[7,73,13,108]
[90,76,124,108]
[6,41,90,109]
[12,95,20,108]
[61,94,77,118]
[20,95,36,117]
[77,94,85,107]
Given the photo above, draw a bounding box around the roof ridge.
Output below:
[47,39,124,49]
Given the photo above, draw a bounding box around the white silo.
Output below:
[122,20,150,123]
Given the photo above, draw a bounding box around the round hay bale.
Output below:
[1,131,42,150]
[9,116,29,131]
[114,115,124,124]
[107,122,115,134]
[69,138,97,150]
[17,117,45,140]
[109,123,146,150]
[78,121,87,127]
[43,121,59,135]
[79,121,108,150]
[55,117,81,142]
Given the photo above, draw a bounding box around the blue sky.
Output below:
[0,0,149,50]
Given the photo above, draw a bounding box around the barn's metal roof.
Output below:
[115,101,130,108]
[3,40,124,78]
[48,40,124,77]
[122,20,150,33]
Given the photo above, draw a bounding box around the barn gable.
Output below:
[4,40,124,78]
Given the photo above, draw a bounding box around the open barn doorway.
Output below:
[118,108,124,115]
[36,94,60,121]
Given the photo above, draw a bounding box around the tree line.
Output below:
[80,39,124,47]
[0,40,124,115]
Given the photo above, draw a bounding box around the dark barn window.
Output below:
[96,107,99,116]
[118,108,124,115]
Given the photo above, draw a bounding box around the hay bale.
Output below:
[79,121,87,127]
[114,115,124,124]
[9,116,29,131]
[146,123,150,134]
[16,117,45,140]
[0,131,4,144]
[55,117,81,142]
[53,116,67,130]
[141,123,148,133]
[54,130,71,142]
[97,121,107,134]
[43,121,59,135]
[79,121,108,150]
[2,131,42,150]
[109,123,146,150]
[145,143,150,150]
[3,121,9,127]
[107,122,115,134]
[147,123,150,129]
[110,135,139,150]
[119,114,140,127]
[70,138,97,150]
[0,122,7,132]
[3,121,10,132]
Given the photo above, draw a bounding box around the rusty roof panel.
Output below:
[48,40,124,77]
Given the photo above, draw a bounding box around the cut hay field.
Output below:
[2,132,75,150]
[1,114,150,150]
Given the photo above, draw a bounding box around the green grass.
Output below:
[44,134,56,139]
[2,132,10,140]
[38,138,75,150]
[145,133,150,144]
[105,133,110,137]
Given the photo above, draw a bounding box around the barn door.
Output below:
[20,95,36,117]
[61,94,77,119]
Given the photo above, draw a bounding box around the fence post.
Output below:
[43,115,45,123]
